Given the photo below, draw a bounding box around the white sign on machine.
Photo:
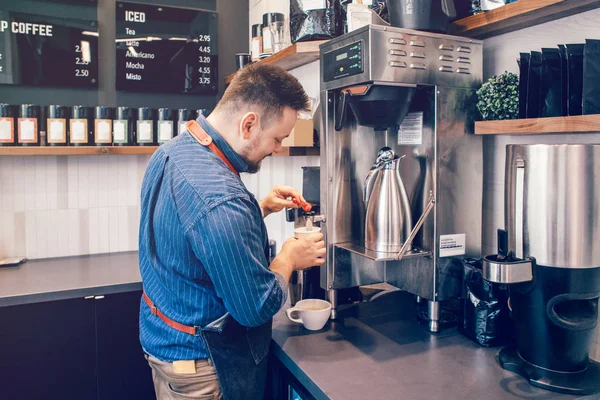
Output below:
[398,112,423,146]
[439,234,466,257]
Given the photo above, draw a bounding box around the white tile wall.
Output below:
[0,155,151,260]
[482,8,600,361]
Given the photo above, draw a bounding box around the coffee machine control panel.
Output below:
[320,25,483,90]
[323,41,364,82]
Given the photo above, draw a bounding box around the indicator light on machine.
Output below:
[340,67,344,72]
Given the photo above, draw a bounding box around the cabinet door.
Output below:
[95,290,156,400]
[0,298,97,400]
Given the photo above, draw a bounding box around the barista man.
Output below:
[138,63,325,399]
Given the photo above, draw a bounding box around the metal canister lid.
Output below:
[48,105,68,119]
[252,23,263,38]
[138,107,154,121]
[263,13,284,26]
[116,106,132,120]
[158,108,173,121]
[0,104,14,117]
[94,106,112,120]
[20,104,39,118]
[71,105,90,119]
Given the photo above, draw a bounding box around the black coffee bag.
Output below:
[518,53,530,119]
[566,44,585,116]
[558,45,568,116]
[583,39,600,115]
[540,48,562,117]
[527,51,542,119]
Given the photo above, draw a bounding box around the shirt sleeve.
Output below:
[186,196,288,327]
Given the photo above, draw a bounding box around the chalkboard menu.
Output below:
[0,11,99,88]
[115,2,218,95]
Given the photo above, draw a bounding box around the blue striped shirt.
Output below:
[139,116,288,362]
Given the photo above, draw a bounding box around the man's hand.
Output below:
[269,233,326,283]
[259,185,306,218]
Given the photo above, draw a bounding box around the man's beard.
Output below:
[239,136,265,174]
[244,158,262,174]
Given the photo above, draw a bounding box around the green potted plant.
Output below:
[476,71,519,121]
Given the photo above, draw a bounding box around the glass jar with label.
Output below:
[17,105,40,146]
[0,104,16,146]
[157,108,175,145]
[177,108,194,135]
[251,24,263,62]
[136,107,156,146]
[113,107,135,146]
[262,13,284,56]
[46,105,69,146]
[94,106,113,146]
[70,106,93,146]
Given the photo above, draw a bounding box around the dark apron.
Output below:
[201,314,272,400]
[186,120,274,399]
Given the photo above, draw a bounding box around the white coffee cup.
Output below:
[285,299,331,331]
[293,226,321,239]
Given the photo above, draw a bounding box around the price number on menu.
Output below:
[198,46,211,53]
[199,77,211,85]
[199,56,211,64]
[74,45,91,78]
[198,67,211,74]
[198,35,211,42]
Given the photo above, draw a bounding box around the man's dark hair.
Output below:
[215,63,310,126]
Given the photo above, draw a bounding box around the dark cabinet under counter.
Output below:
[0,290,155,400]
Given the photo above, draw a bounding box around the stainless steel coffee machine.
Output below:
[483,144,600,395]
[319,25,483,331]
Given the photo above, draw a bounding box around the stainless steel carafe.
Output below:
[364,147,413,253]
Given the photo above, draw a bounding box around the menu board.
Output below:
[0,11,99,88]
[115,2,218,95]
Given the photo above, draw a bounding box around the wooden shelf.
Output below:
[273,147,320,157]
[475,114,600,135]
[0,145,319,157]
[0,146,159,156]
[449,0,600,38]
[225,41,327,84]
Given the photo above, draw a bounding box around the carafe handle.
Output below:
[335,90,349,132]
[515,159,525,259]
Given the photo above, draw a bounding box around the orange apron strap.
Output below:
[186,120,239,177]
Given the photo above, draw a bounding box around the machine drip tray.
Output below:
[335,242,432,262]
[499,346,600,395]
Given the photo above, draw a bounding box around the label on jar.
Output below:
[137,121,153,142]
[113,120,127,142]
[262,26,272,53]
[95,119,112,143]
[48,118,67,142]
[179,122,187,135]
[303,0,326,11]
[18,118,37,142]
[70,119,88,143]
[159,121,173,142]
[251,37,262,61]
[0,118,14,142]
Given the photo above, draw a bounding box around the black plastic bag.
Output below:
[517,53,530,119]
[290,0,344,44]
[372,1,390,23]
[566,43,584,116]
[526,51,542,118]
[558,45,568,116]
[583,39,600,115]
[540,48,562,117]
[460,259,514,347]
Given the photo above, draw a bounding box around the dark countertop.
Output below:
[272,291,588,400]
[0,252,142,307]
